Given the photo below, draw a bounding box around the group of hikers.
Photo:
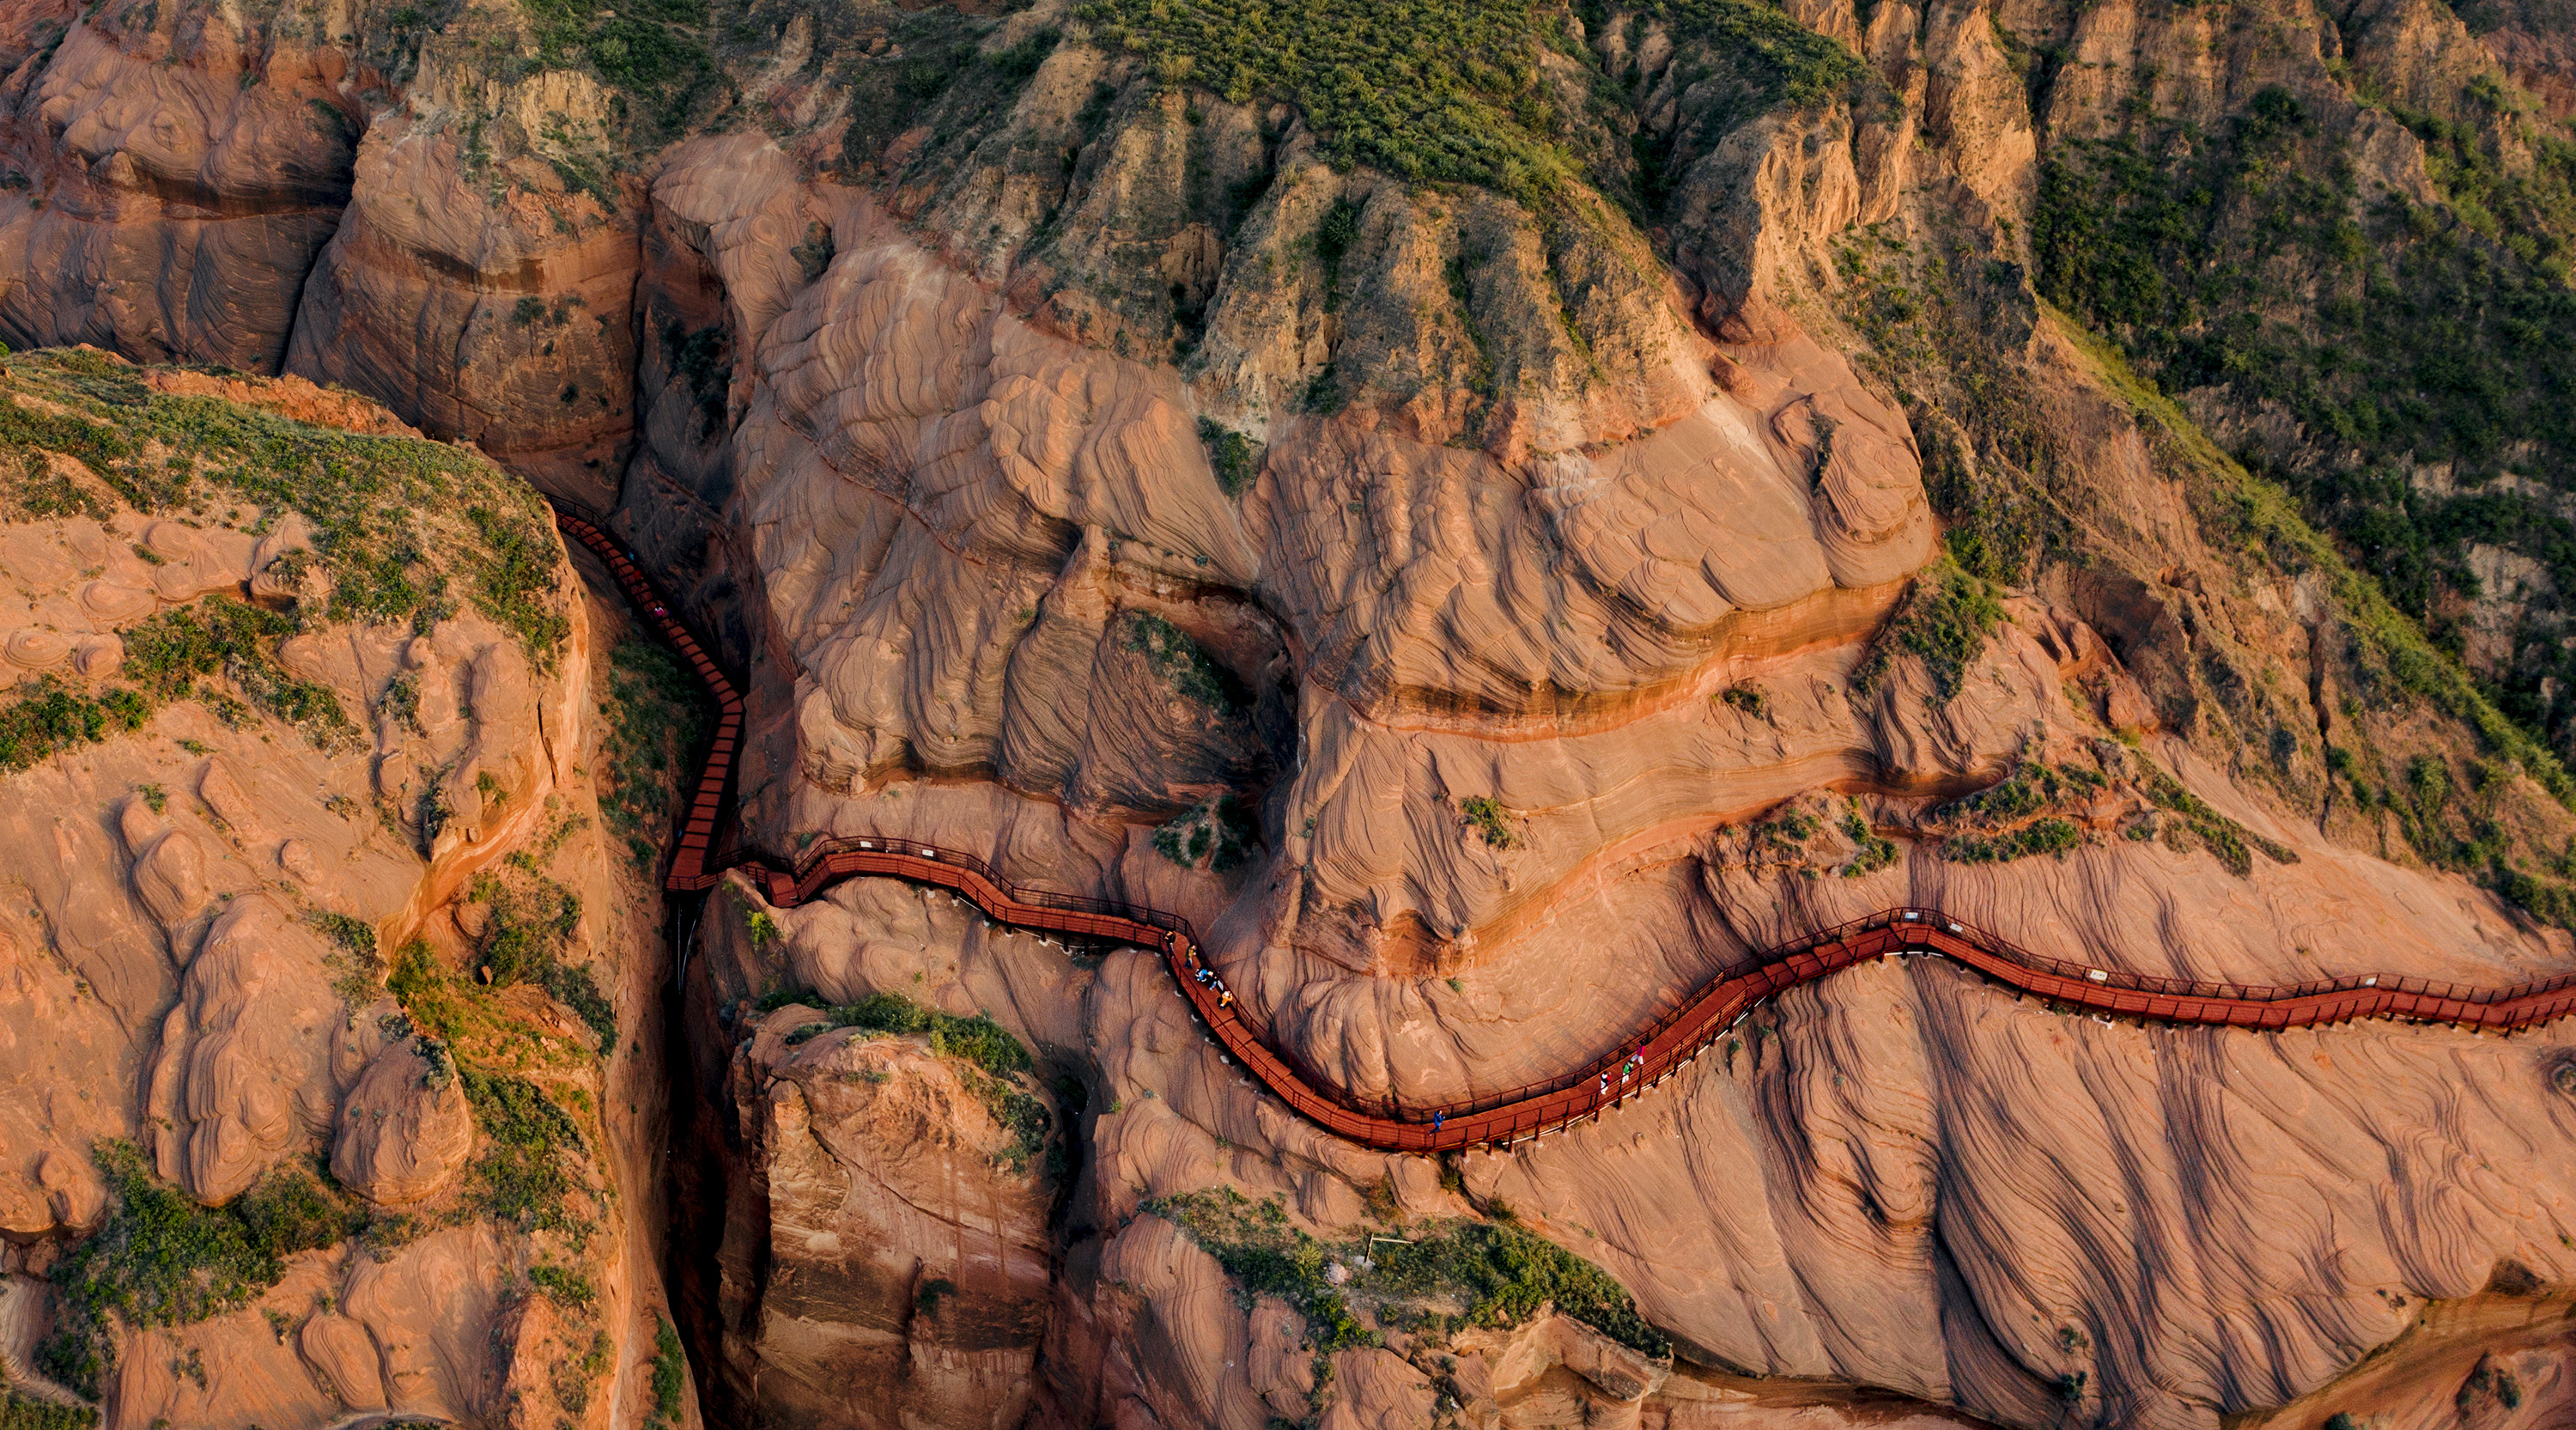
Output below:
[1189,963,1236,1009]
[1597,1047,1649,1098]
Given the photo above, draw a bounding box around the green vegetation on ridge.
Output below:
[1073,0,1858,204]
[39,1144,351,1398]
[2033,79,2576,758]
[0,348,568,667]
[778,991,1056,1173]
[1151,1186,1668,1359]
[0,593,365,771]
[600,637,710,872]
[1850,563,2008,708]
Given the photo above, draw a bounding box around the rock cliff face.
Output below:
[0,0,2573,1427]
[0,352,693,1428]
[711,1001,1056,1427]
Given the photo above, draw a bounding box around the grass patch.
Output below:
[1457,794,1518,850]
[651,1315,686,1427]
[1850,565,2008,708]
[1077,0,1855,205]
[1147,1188,1376,1351]
[39,1143,351,1397]
[465,868,617,1055]
[2049,310,2576,807]
[307,910,384,1005]
[520,0,716,139]
[528,1263,597,1308]
[1941,817,2080,865]
[784,990,1031,1079]
[837,9,1064,174]
[599,637,708,872]
[0,678,149,770]
[1152,794,1259,870]
[2032,80,2576,761]
[458,1069,592,1242]
[384,934,601,1246]
[2129,752,2300,876]
[1126,611,1246,712]
[0,1396,97,1428]
[123,595,362,751]
[0,350,569,668]
[1151,1187,1668,1358]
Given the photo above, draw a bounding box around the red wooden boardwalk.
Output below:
[555,504,2576,1154]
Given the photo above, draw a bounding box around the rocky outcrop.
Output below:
[0,6,359,368]
[0,356,698,1430]
[711,1004,1056,1430]
[331,1038,473,1207]
[282,62,641,506]
[145,897,343,1202]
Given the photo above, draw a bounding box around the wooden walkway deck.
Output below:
[555,504,2576,1154]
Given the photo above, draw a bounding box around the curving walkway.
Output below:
[554,504,2576,1154]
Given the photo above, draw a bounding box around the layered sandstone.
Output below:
[0,0,2573,1424]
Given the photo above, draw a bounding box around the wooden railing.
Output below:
[554,503,2576,1154]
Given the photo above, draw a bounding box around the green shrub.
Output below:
[1850,568,2008,707]
[600,637,709,870]
[465,871,618,1053]
[1126,612,1246,711]
[1941,817,2080,865]
[2131,756,2299,876]
[1837,802,1898,877]
[1075,0,1855,204]
[1364,1219,1667,1355]
[0,1395,98,1428]
[839,9,1066,170]
[120,595,360,751]
[0,678,150,770]
[463,506,573,664]
[651,1315,686,1426]
[785,993,1054,1171]
[0,595,374,773]
[1148,1189,1376,1352]
[2031,83,2576,763]
[1153,794,1260,869]
[469,871,580,985]
[529,1263,597,1307]
[1151,1188,1668,1358]
[521,0,715,138]
[753,983,817,1013]
[0,349,573,670]
[1458,795,1517,849]
[307,910,383,1003]
[793,991,1031,1079]
[459,1070,591,1240]
[1197,417,1261,496]
[39,1143,350,1397]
